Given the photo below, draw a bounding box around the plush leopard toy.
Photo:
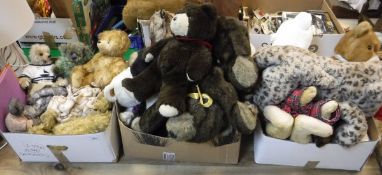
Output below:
[252,45,382,146]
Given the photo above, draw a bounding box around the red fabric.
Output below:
[175,36,213,51]
[374,106,382,121]
[279,88,340,125]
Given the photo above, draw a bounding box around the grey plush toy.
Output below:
[252,45,382,146]
[54,42,93,78]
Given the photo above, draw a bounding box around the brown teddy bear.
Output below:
[335,21,381,62]
[122,3,218,118]
[71,30,130,88]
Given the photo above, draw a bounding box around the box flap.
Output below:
[245,0,323,13]
[1,105,119,163]
[119,119,240,164]
[254,118,379,171]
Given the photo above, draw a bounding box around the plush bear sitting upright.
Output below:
[54,42,93,78]
[122,3,218,118]
[71,30,130,88]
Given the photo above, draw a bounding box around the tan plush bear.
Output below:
[335,21,381,62]
[71,30,130,88]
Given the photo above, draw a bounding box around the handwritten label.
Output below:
[162,152,176,161]
[19,144,50,158]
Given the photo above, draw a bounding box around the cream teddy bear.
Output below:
[263,86,340,144]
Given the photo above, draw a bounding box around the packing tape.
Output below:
[47,145,70,170]
[304,161,320,169]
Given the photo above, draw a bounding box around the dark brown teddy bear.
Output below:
[122,3,218,118]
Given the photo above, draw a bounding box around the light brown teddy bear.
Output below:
[335,21,381,62]
[71,30,130,88]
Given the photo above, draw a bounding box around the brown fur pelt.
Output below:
[122,0,188,30]
[335,21,381,62]
[53,112,111,135]
[71,30,130,88]
[149,10,174,44]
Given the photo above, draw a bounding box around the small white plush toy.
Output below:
[271,12,314,50]
[104,67,138,125]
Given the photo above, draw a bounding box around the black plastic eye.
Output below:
[368,45,373,50]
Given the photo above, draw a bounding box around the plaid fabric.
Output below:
[279,88,340,125]
[309,100,341,125]
[280,88,312,116]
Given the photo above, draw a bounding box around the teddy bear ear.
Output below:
[201,3,217,20]
[352,21,372,38]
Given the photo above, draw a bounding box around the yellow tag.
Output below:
[188,85,213,108]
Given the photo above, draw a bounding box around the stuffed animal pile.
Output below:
[252,45,382,146]
[5,29,131,135]
[108,3,258,144]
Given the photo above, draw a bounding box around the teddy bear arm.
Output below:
[138,103,168,134]
[71,66,86,88]
[157,83,188,117]
[290,114,333,144]
[122,63,162,102]
[186,52,213,81]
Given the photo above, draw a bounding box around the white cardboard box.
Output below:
[248,0,345,57]
[250,34,344,57]
[253,119,380,171]
[0,106,120,163]
[18,18,79,48]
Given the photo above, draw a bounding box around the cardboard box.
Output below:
[119,118,241,164]
[1,105,120,162]
[253,119,380,171]
[18,18,79,48]
[248,0,345,57]
[0,66,119,163]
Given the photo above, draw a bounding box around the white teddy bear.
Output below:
[271,12,314,50]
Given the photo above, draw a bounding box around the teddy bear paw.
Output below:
[56,78,69,87]
[19,77,31,89]
[131,117,141,131]
[144,53,154,63]
[166,113,196,141]
[120,111,134,125]
[159,104,179,117]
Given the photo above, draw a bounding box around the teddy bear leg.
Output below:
[157,85,187,117]
[213,126,240,146]
[333,102,368,146]
[71,66,85,88]
[232,102,258,134]
[290,115,333,144]
[122,62,162,102]
[166,112,196,141]
[300,86,317,106]
[263,105,294,139]
[135,104,168,134]
[228,56,258,92]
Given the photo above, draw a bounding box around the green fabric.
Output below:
[124,48,137,61]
